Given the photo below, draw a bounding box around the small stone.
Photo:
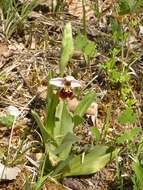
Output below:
[7,106,20,118]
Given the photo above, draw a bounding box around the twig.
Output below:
[83,74,98,91]
[7,95,36,156]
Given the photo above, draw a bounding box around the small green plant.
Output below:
[0,114,14,128]
[118,106,137,125]
[117,0,143,15]
[32,23,118,185]
[0,105,20,128]
[115,106,141,189]
[32,78,117,177]
[0,0,39,39]
[102,48,130,83]
[102,47,132,102]
[75,31,96,63]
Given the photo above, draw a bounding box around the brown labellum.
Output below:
[59,88,73,99]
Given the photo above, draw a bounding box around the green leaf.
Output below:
[24,176,32,190]
[135,0,143,11]
[110,17,122,41]
[60,22,74,76]
[90,127,100,142]
[111,70,122,82]
[54,100,74,145]
[110,70,129,83]
[118,0,143,15]
[32,111,55,144]
[73,115,84,126]
[75,32,88,50]
[74,91,96,121]
[47,146,61,167]
[75,32,96,61]
[110,17,121,32]
[117,127,141,144]
[133,161,143,190]
[52,155,72,176]
[118,107,137,124]
[21,0,39,18]
[55,132,79,160]
[63,145,118,176]
[45,72,59,135]
[84,42,96,59]
[33,175,49,190]
[0,114,14,128]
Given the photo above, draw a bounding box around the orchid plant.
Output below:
[32,22,118,185]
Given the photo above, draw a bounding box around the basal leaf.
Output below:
[63,145,118,176]
[55,132,78,160]
[48,148,61,167]
[54,101,74,145]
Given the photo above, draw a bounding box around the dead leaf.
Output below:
[37,85,47,99]
[31,36,36,49]
[28,11,43,20]
[139,25,143,36]
[66,0,94,20]
[0,163,21,181]
[0,42,11,58]
[9,42,25,52]
[44,181,66,190]
[101,0,115,14]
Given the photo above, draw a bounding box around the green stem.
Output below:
[82,0,87,35]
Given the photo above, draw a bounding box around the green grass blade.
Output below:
[32,175,49,190]
[133,161,143,190]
